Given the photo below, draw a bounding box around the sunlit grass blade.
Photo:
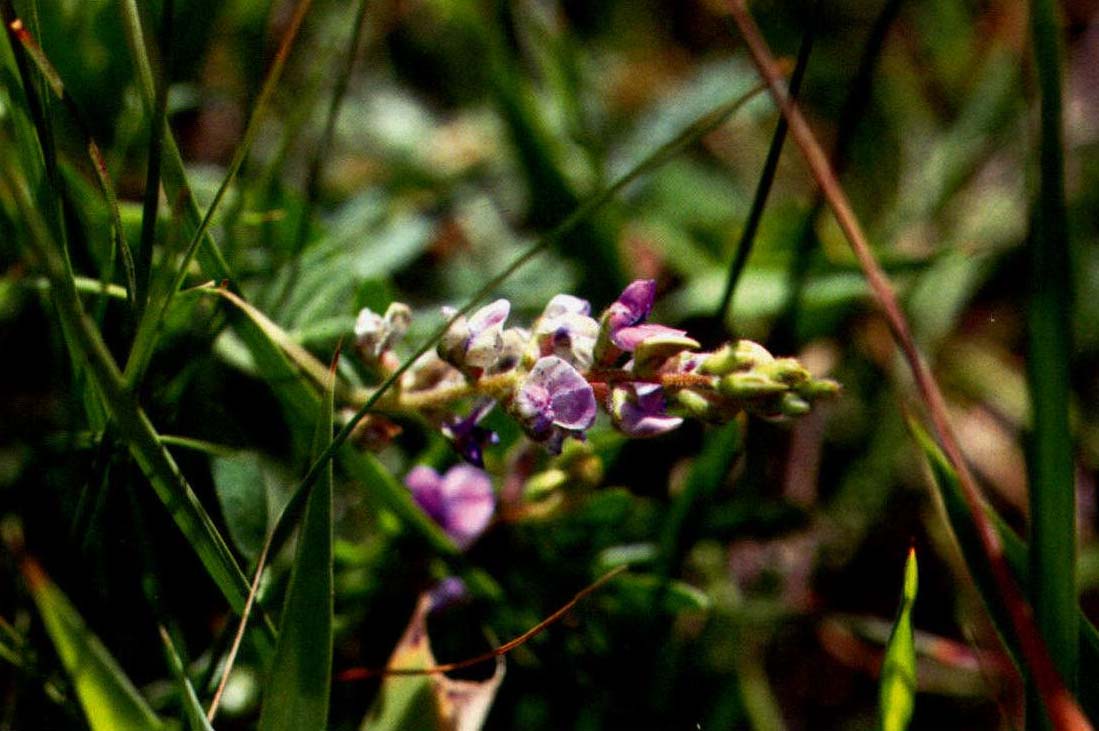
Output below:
[1027,0,1077,714]
[879,547,918,731]
[911,419,1099,720]
[158,626,215,731]
[258,357,335,731]
[0,159,264,640]
[21,558,166,731]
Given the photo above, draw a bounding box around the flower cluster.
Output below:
[355,279,839,460]
[355,280,840,548]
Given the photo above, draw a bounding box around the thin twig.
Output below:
[340,565,627,679]
[723,2,1090,728]
[206,534,272,723]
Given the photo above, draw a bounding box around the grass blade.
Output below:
[724,4,1091,726]
[158,626,215,731]
[258,357,335,731]
[122,0,315,386]
[911,419,1099,720]
[1026,0,1077,712]
[0,155,264,641]
[134,0,173,311]
[21,558,166,731]
[714,2,817,331]
[879,547,918,731]
[5,16,137,311]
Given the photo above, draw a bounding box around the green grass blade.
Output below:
[5,16,136,311]
[0,159,264,640]
[258,359,335,731]
[714,2,817,330]
[22,559,166,731]
[134,0,173,311]
[911,420,1099,719]
[122,0,315,387]
[158,626,215,731]
[1026,0,1077,708]
[879,547,918,731]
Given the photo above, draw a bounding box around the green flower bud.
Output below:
[718,372,787,399]
[675,388,716,419]
[631,333,700,377]
[759,357,810,386]
[779,392,812,416]
[797,378,842,399]
[700,340,774,375]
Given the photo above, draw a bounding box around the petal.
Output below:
[541,294,591,319]
[468,299,511,336]
[405,466,447,523]
[440,465,496,548]
[615,280,656,322]
[612,323,688,351]
[535,356,597,429]
[609,383,683,438]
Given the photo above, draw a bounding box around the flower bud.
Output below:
[631,333,700,377]
[718,372,787,399]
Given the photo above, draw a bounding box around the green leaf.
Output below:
[22,559,166,731]
[258,363,334,731]
[213,452,271,562]
[158,626,216,731]
[879,548,918,731]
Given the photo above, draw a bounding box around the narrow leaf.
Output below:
[879,548,918,731]
[158,626,216,731]
[258,361,335,731]
[0,161,269,646]
[1027,0,1077,710]
[911,419,1099,719]
[22,559,166,731]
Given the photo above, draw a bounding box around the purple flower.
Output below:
[603,279,656,335]
[612,323,689,352]
[405,465,495,549]
[438,299,511,374]
[533,294,600,369]
[511,355,597,452]
[597,279,690,362]
[441,398,500,467]
[428,577,469,612]
[609,382,683,437]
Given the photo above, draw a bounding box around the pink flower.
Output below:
[405,465,495,549]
